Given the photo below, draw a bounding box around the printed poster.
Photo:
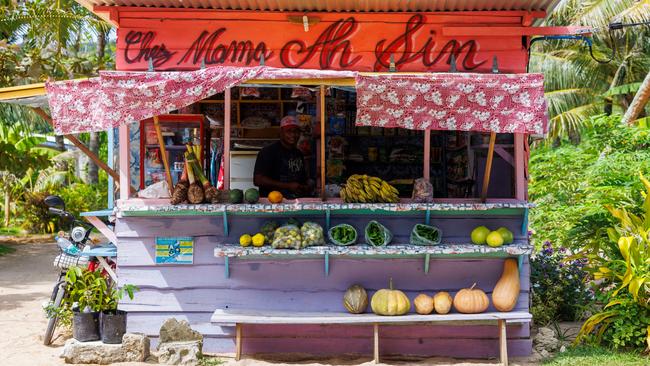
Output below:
[155,237,194,264]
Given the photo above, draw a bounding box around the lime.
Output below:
[486,231,504,247]
[471,226,491,245]
[239,234,252,247]
[496,227,514,244]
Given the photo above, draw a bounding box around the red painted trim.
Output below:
[442,26,592,37]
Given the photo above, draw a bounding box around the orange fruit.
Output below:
[268,191,283,204]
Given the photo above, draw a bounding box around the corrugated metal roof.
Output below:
[82,0,560,12]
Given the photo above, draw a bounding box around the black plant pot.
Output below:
[100,310,127,344]
[72,311,100,342]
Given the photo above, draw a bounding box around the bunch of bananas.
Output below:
[339,175,400,203]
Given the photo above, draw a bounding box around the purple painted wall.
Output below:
[116,212,532,358]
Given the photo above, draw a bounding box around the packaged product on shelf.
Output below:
[410,224,442,246]
[328,224,357,246]
[300,222,325,248]
[260,221,279,243]
[272,225,302,249]
[412,178,434,203]
[364,220,393,247]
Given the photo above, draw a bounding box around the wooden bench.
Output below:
[211,309,532,365]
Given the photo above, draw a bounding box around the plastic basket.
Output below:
[53,253,88,270]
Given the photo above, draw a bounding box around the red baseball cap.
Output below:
[280,116,300,129]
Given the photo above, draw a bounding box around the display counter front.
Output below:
[114,199,533,357]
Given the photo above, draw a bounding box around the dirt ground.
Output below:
[0,241,538,366]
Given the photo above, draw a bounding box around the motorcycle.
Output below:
[43,195,117,345]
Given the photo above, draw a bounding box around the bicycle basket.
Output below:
[53,253,88,270]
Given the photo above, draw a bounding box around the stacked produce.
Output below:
[339,175,400,203]
[170,165,189,204]
[470,226,514,247]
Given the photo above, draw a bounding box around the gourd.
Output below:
[453,283,489,314]
[370,278,411,316]
[413,294,434,315]
[433,291,453,314]
[343,284,368,314]
[492,258,520,312]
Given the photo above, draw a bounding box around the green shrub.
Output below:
[574,175,650,351]
[58,183,108,219]
[529,114,650,251]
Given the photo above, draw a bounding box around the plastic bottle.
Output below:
[56,236,80,256]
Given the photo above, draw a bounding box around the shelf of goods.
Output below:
[116,201,532,278]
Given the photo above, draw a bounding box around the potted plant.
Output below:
[63,267,106,342]
[99,283,137,344]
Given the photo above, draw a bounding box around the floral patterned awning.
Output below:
[46,66,547,135]
[356,73,548,135]
[46,66,355,134]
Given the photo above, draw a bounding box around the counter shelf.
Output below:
[213,242,533,278]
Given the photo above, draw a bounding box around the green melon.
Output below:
[244,188,260,204]
[228,189,244,204]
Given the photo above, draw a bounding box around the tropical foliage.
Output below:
[573,175,650,351]
[530,0,650,139]
[529,114,650,250]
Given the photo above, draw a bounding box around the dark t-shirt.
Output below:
[253,141,307,197]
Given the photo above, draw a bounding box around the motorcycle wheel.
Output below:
[44,281,66,345]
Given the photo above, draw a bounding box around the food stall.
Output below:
[46,0,589,362]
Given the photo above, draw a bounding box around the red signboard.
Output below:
[115,11,529,73]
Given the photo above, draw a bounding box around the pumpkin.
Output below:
[433,291,453,314]
[492,258,520,312]
[453,283,489,314]
[370,278,411,316]
[343,284,368,314]
[413,294,434,315]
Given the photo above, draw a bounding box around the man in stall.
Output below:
[254,115,312,199]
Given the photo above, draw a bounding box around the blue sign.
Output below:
[155,237,194,264]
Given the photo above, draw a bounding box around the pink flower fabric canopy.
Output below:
[45,66,547,135]
[356,73,548,135]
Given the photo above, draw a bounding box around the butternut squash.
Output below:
[492,258,520,312]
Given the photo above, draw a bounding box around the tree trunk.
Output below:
[622,70,650,125]
[97,28,107,70]
[84,28,109,185]
[54,135,65,151]
[87,132,99,184]
[4,192,9,227]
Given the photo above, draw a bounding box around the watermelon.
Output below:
[244,188,260,204]
[228,189,244,204]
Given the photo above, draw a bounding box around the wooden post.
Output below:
[235,323,242,361]
[498,319,508,366]
[320,85,326,201]
[224,87,231,190]
[118,124,130,200]
[423,130,431,181]
[153,116,174,195]
[514,133,526,201]
[373,323,379,364]
[480,132,497,202]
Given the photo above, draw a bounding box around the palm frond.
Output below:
[549,102,603,139]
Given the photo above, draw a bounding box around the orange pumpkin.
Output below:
[413,294,434,315]
[433,291,453,314]
[492,259,520,312]
[453,283,490,314]
[268,191,283,204]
